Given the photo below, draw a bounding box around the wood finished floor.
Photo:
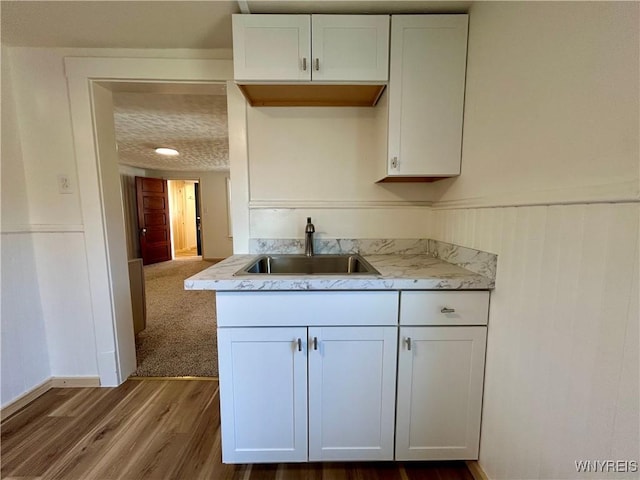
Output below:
[1,379,475,480]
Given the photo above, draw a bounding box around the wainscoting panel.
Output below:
[431,203,639,480]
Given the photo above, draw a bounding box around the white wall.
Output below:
[1,235,50,406]
[430,3,639,479]
[1,46,50,406]
[7,48,84,227]
[147,169,233,259]
[431,205,639,479]
[246,91,433,240]
[31,233,98,377]
[1,55,52,401]
[431,1,639,206]
[1,46,233,403]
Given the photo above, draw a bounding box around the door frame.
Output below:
[167,178,202,259]
[65,57,249,386]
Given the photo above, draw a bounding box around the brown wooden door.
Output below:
[136,177,172,265]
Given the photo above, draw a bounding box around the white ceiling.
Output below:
[2,0,470,173]
[113,90,230,172]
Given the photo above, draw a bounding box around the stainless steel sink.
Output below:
[235,254,380,275]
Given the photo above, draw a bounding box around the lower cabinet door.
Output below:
[308,326,397,461]
[217,327,308,463]
[395,326,487,460]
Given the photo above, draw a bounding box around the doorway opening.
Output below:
[109,82,233,378]
[168,179,202,259]
[66,56,248,385]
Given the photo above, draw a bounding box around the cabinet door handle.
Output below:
[315,58,320,71]
[406,337,412,351]
[302,58,307,71]
[313,337,318,350]
[297,338,302,351]
[391,157,398,169]
[441,307,456,314]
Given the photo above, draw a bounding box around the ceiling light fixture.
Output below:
[155,147,179,156]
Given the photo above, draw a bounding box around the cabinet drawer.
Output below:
[400,291,489,326]
[217,291,399,327]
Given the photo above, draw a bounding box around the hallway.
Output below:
[132,259,218,377]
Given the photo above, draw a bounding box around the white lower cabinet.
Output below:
[308,326,397,461]
[216,290,489,464]
[217,327,308,463]
[218,325,397,463]
[395,326,487,460]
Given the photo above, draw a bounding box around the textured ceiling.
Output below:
[113,92,229,172]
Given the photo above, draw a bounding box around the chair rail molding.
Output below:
[249,199,433,209]
[432,179,639,210]
[0,224,85,234]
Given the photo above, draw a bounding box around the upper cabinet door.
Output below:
[232,14,311,81]
[311,15,390,82]
[387,15,468,178]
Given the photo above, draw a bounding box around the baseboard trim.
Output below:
[1,379,52,421]
[50,376,101,388]
[466,461,490,480]
[1,376,101,421]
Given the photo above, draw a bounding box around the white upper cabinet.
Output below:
[311,15,389,82]
[232,14,389,82]
[383,15,469,181]
[232,14,311,81]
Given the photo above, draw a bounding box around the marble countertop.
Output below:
[184,253,494,291]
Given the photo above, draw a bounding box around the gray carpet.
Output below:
[132,258,218,377]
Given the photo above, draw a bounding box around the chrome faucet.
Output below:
[304,217,315,256]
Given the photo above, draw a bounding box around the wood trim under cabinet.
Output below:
[376,176,454,183]
[237,83,386,107]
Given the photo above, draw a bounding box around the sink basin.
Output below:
[235,254,380,275]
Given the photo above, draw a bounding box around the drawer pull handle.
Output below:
[441,307,456,314]
[313,336,318,350]
[297,338,302,351]
[406,337,412,351]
